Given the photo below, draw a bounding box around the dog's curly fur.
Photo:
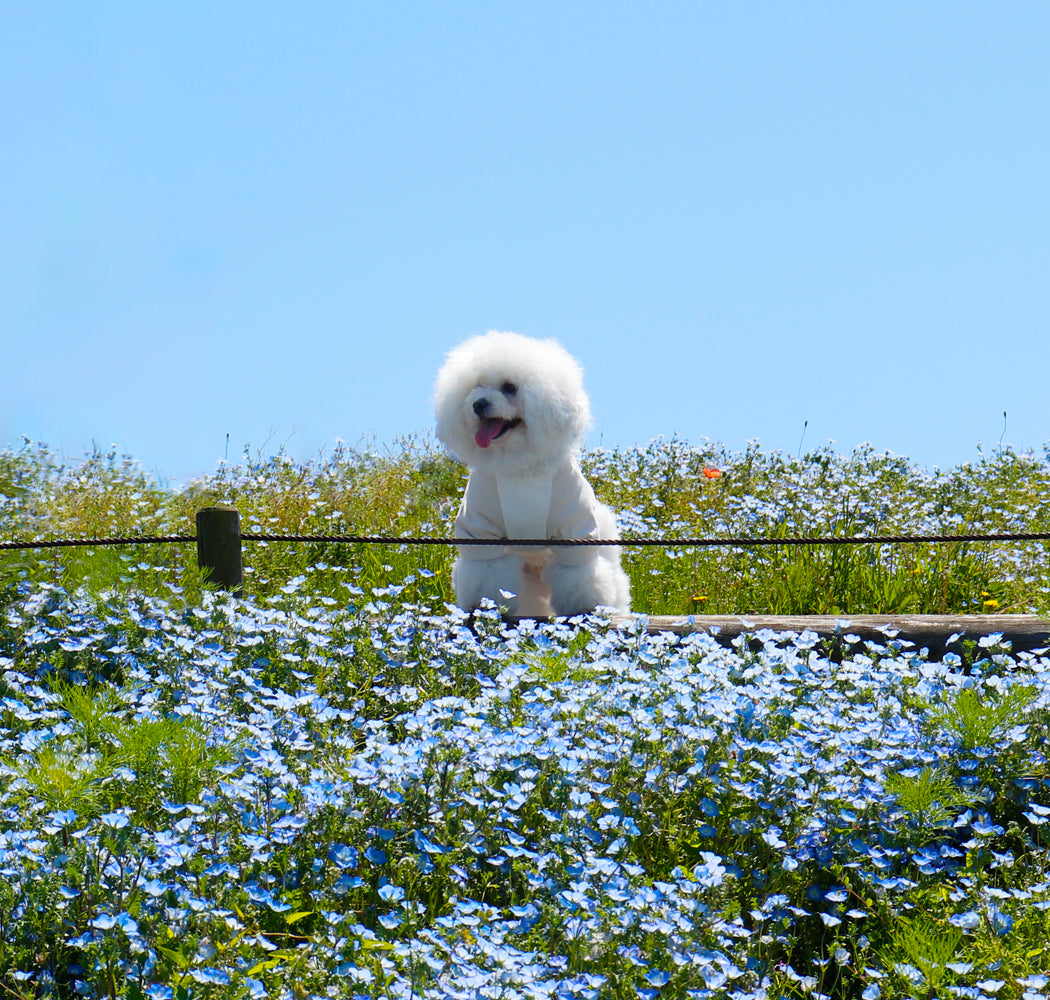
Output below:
[434,331,631,616]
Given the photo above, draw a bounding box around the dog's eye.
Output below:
[500,382,517,396]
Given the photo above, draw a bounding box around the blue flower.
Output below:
[987,903,1013,936]
[1020,974,1050,990]
[245,882,292,913]
[328,843,358,869]
[761,828,787,849]
[412,830,446,854]
[1024,803,1050,825]
[972,814,1005,837]
[99,810,131,830]
[692,852,726,888]
[949,910,981,930]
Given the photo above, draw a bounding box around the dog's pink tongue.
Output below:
[475,418,505,448]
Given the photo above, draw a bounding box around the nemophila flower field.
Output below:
[1,582,1050,999]
[1,437,1050,997]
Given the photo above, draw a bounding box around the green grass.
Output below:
[2,435,1048,616]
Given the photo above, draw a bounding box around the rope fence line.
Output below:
[0,535,196,551]
[243,530,1050,547]
[4,530,1050,552]
[4,506,1049,600]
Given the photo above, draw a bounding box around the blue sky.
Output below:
[3,2,1047,485]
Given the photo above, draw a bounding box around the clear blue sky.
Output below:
[4,2,1047,485]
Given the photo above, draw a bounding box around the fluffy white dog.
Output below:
[434,330,631,617]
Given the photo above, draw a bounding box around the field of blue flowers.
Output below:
[2,437,1050,998]
[2,577,1049,999]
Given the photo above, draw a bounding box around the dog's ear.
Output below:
[521,378,592,452]
[433,366,475,462]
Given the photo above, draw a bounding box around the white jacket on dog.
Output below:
[454,458,603,566]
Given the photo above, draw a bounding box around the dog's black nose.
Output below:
[472,398,491,417]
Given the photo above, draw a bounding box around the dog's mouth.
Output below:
[475,417,523,448]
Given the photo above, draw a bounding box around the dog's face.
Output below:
[434,331,592,472]
[466,379,524,449]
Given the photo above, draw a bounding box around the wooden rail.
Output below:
[608,613,1050,659]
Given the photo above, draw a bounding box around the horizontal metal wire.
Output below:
[3,530,1050,552]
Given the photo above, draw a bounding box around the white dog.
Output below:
[434,330,631,617]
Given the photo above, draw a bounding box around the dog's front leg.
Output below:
[454,553,554,617]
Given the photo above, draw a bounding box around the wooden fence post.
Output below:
[196,506,243,597]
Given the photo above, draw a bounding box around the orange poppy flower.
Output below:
[702,467,722,479]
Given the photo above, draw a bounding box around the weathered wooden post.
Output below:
[196,506,243,597]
